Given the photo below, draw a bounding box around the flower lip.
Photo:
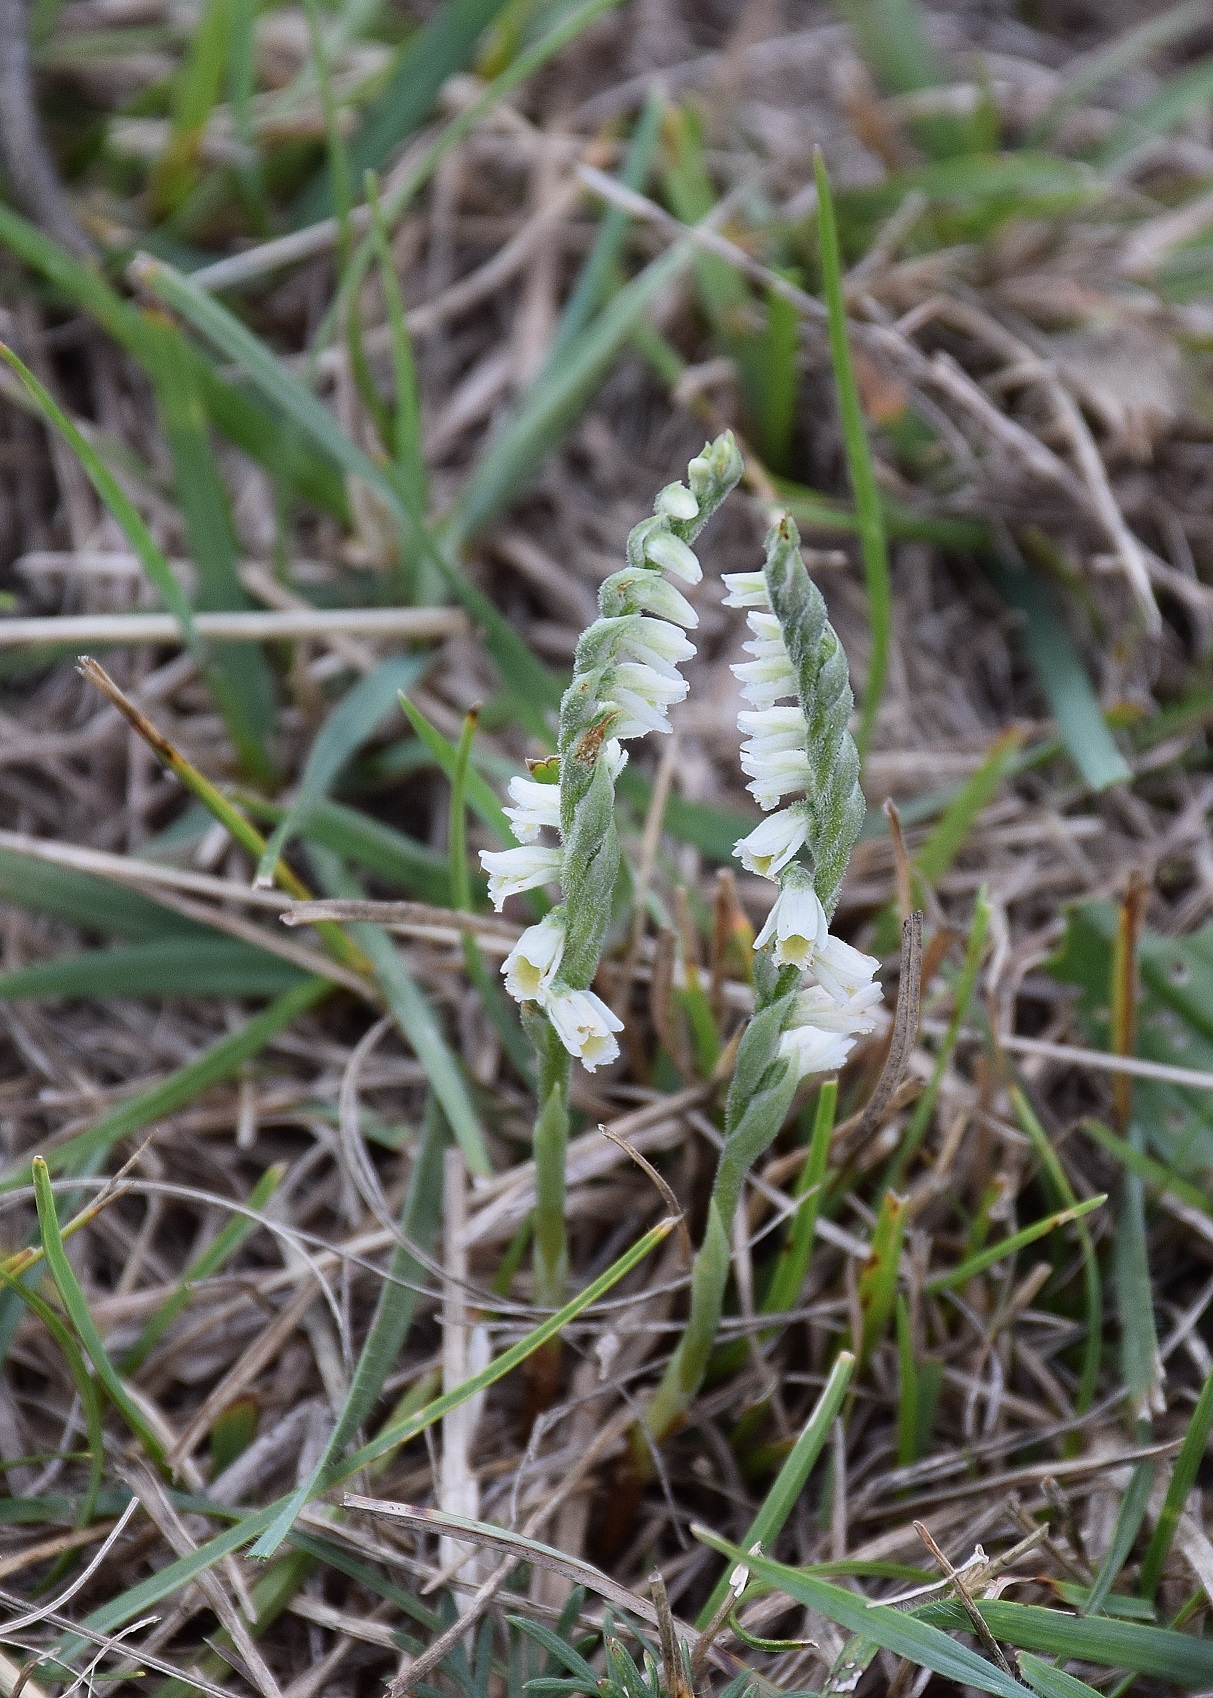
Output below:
[733,807,810,879]
[722,571,771,609]
[480,844,562,909]
[546,986,624,1071]
[502,915,565,1003]
[753,876,829,968]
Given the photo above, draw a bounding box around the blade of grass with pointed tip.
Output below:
[122,1164,285,1374]
[250,1100,445,1557]
[692,1534,1033,1698]
[916,734,1025,886]
[254,655,423,886]
[78,1217,671,1629]
[32,1158,165,1465]
[444,238,694,552]
[0,937,304,1002]
[696,1350,854,1627]
[400,697,513,842]
[989,560,1130,791]
[1082,1458,1155,1617]
[0,976,329,1189]
[239,793,453,906]
[0,1261,105,1530]
[923,1195,1106,1297]
[814,153,891,760]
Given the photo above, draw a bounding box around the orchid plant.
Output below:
[481,434,745,1308]
[481,443,880,1413]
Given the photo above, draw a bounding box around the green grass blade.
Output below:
[0,1261,106,1528]
[924,1195,1106,1296]
[989,561,1130,791]
[916,733,1025,886]
[1099,53,1213,170]
[254,655,423,886]
[143,313,277,782]
[813,152,891,760]
[1029,0,1207,144]
[1011,1087,1103,1415]
[294,0,514,224]
[0,936,304,1002]
[32,1158,166,1464]
[401,697,513,842]
[0,844,198,938]
[551,90,664,357]
[122,1164,285,1374]
[132,255,561,726]
[857,1190,904,1369]
[366,173,426,511]
[924,1599,1213,1686]
[762,1082,836,1318]
[693,1534,1033,1698]
[0,344,199,647]
[1140,1355,1213,1600]
[444,238,694,552]
[1082,1458,1154,1617]
[250,1100,445,1557]
[0,202,345,515]
[887,891,990,1189]
[240,793,454,905]
[1017,1653,1105,1698]
[1,976,329,1189]
[696,1350,854,1627]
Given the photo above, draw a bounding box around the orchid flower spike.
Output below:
[479,434,744,1069]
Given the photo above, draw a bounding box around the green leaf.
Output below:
[0,936,304,1002]
[1017,1653,1104,1698]
[696,1350,854,1627]
[1082,1458,1154,1617]
[1099,53,1213,169]
[1050,902,1213,1172]
[693,1535,1034,1698]
[989,560,1130,792]
[294,0,515,224]
[0,845,198,939]
[923,1599,1213,1686]
[32,1159,166,1464]
[254,655,423,886]
[1140,1353,1213,1599]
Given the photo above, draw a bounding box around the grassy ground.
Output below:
[2,0,1213,1693]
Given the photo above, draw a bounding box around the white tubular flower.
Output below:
[603,571,699,629]
[811,934,882,1007]
[502,914,565,1002]
[742,747,814,811]
[779,1020,856,1081]
[753,874,829,968]
[617,617,696,678]
[481,844,562,910]
[642,530,702,583]
[607,661,689,737]
[503,775,561,842]
[731,654,800,709]
[734,806,810,879]
[546,987,624,1071]
[721,571,771,609]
